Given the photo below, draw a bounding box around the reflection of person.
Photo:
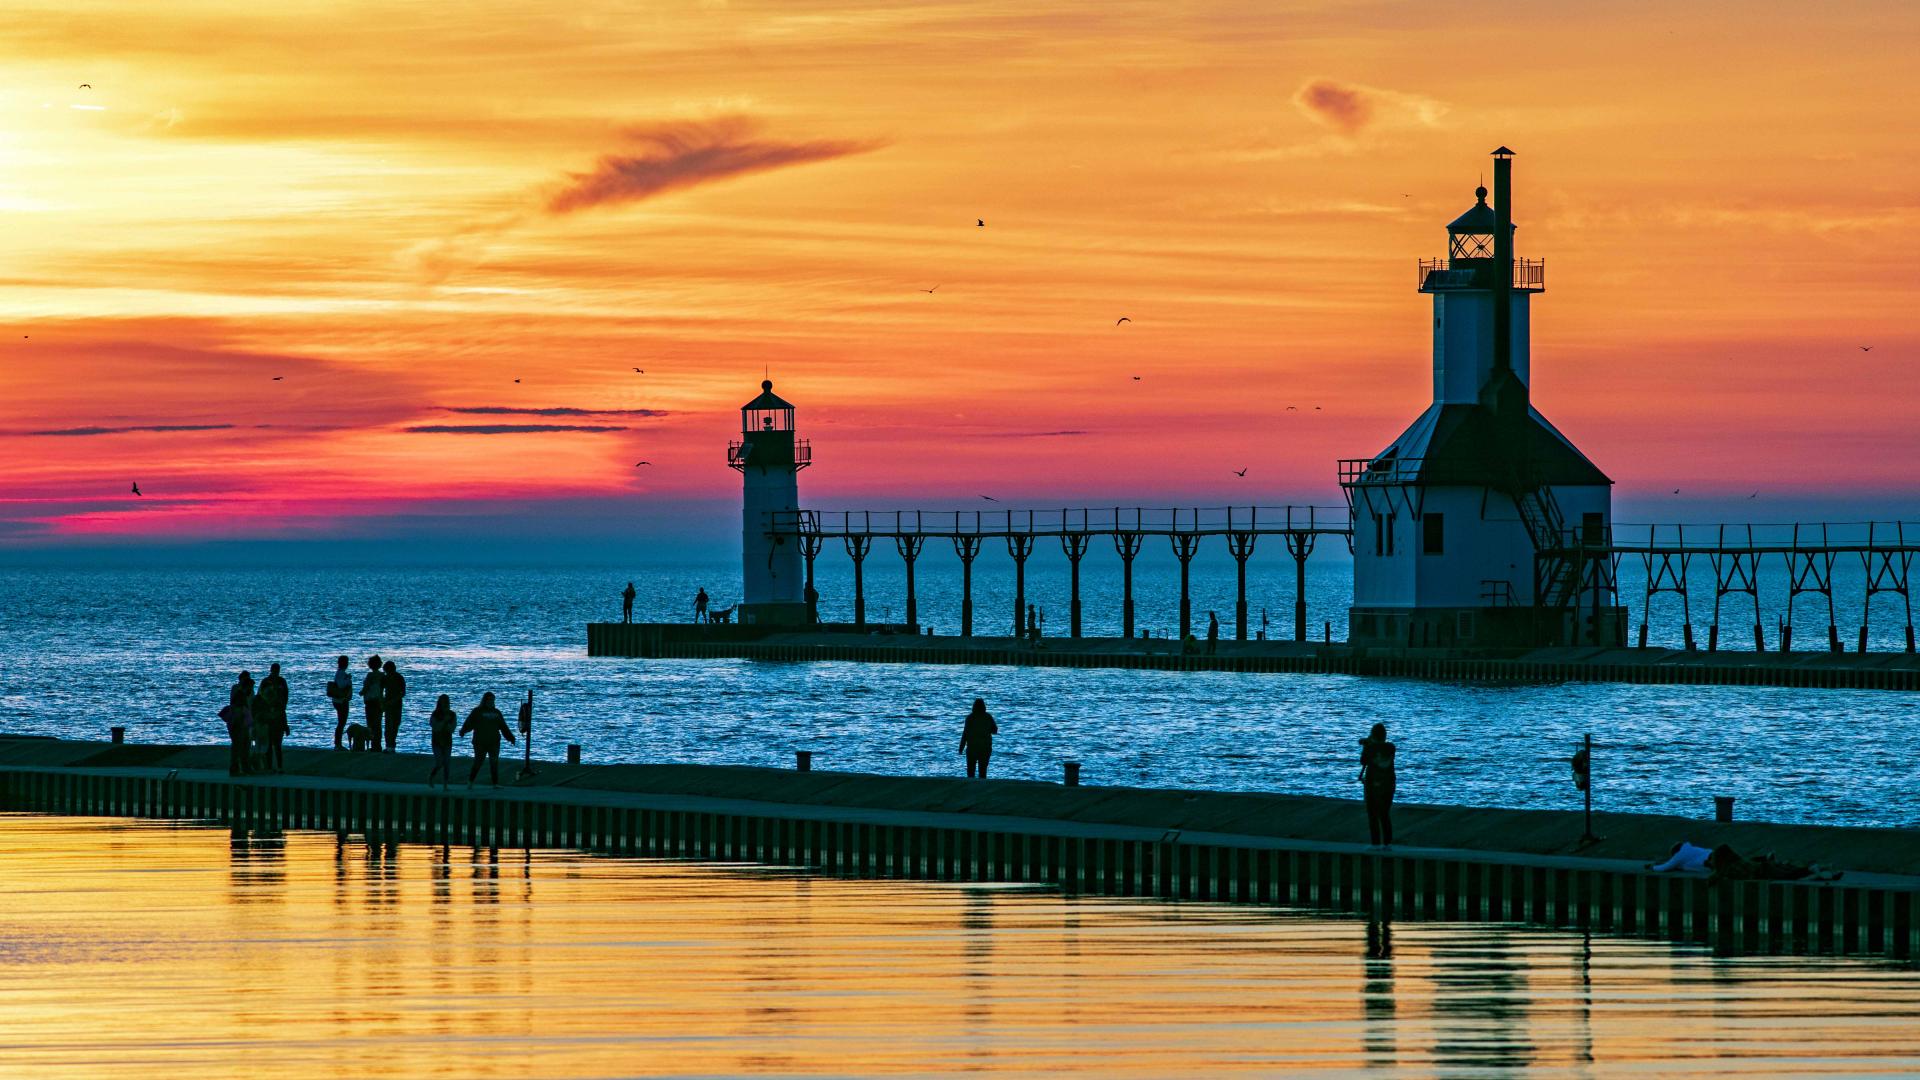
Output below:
[1358,722,1397,849]
[622,582,636,624]
[427,694,457,789]
[461,692,516,788]
[328,655,353,749]
[959,698,998,779]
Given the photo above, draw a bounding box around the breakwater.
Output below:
[588,625,1920,691]
[3,736,1917,959]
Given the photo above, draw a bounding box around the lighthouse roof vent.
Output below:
[1447,188,1501,235]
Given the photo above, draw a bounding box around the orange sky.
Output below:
[3,0,1917,547]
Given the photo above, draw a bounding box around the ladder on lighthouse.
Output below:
[1512,485,1580,608]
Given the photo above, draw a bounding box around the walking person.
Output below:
[381,660,406,753]
[223,671,255,777]
[694,587,710,624]
[327,655,353,749]
[622,581,636,624]
[461,691,516,789]
[959,698,998,780]
[360,655,385,751]
[256,662,289,773]
[427,694,458,790]
[1359,722,1397,849]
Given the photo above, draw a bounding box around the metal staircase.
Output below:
[1511,484,1579,608]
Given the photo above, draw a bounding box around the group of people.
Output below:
[223,657,535,789]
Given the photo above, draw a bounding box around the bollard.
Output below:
[566,743,582,766]
[110,726,126,745]
[1063,761,1081,787]
[795,750,812,772]
[1715,796,1735,823]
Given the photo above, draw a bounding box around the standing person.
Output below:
[382,660,406,753]
[427,694,458,790]
[1207,611,1220,655]
[621,582,637,624]
[224,671,255,777]
[959,698,998,780]
[257,662,289,773]
[804,582,819,624]
[516,691,536,779]
[461,692,516,789]
[1026,603,1039,643]
[327,655,354,749]
[694,587,710,624]
[1359,722,1398,849]
[360,655,385,751]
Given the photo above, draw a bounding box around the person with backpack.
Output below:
[381,660,406,753]
[256,662,289,773]
[460,692,516,788]
[1358,722,1398,849]
[360,655,385,750]
[327,655,353,749]
[427,694,458,789]
[959,698,999,779]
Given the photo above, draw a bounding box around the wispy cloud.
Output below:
[546,117,885,215]
[440,406,669,418]
[404,424,628,435]
[1291,79,1447,136]
[25,423,235,437]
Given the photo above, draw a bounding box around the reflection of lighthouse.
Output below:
[729,380,811,625]
[1343,148,1621,648]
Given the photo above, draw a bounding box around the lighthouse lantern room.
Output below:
[729,379,811,625]
[1342,148,1624,649]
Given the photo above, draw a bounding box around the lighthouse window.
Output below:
[1423,513,1445,555]
[1385,513,1396,556]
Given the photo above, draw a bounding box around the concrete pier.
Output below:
[589,625,1920,692]
[3,736,1917,959]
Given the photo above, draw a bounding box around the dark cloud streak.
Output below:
[544,117,885,215]
[405,423,628,435]
[441,406,668,418]
[25,423,236,437]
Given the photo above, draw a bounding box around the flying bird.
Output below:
[1672,489,1681,495]
[976,219,984,227]
[1314,406,1323,411]
[1130,375,1142,381]
[513,378,521,383]
[271,376,283,381]
[632,368,644,373]
[980,495,998,502]
[634,461,652,467]
[1115,317,1131,325]
[1860,346,1874,352]
[1285,406,1297,411]
[131,482,141,496]
[78,83,91,90]
[1748,491,1758,499]
[1233,468,1248,477]
[921,285,940,294]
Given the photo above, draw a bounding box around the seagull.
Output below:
[1671,489,1681,495]
[980,495,998,502]
[513,378,521,383]
[78,83,91,90]
[271,376,283,381]
[1285,406,1297,411]
[1314,406,1322,411]
[976,219,985,227]
[1115,317,1131,325]
[921,285,940,294]
[632,368,644,373]
[1748,491,1758,499]
[1233,468,1248,477]
[131,482,141,496]
[1860,346,1873,352]
[634,461,652,467]
[1130,375,1142,381]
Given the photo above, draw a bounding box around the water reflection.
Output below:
[1,814,1917,1078]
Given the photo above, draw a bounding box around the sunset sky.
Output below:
[3,0,1916,556]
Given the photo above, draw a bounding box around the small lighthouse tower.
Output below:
[1342,148,1622,648]
[728,379,811,625]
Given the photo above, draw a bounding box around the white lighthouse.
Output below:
[1343,148,1623,648]
[729,380,811,625]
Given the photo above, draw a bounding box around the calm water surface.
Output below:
[0,814,1916,1078]
[3,566,1918,826]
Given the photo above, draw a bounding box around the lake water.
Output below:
[1,565,1917,828]
[0,814,1915,1078]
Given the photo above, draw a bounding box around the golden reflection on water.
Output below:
[1,814,1917,1078]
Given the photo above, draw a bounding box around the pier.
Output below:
[5,736,1917,959]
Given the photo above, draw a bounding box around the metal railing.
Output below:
[1339,456,1423,487]
[1416,257,1545,291]
[727,439,812,469]
[767,504,1350,538]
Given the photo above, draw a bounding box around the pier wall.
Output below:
[588,625,1920,692]
[2,738,1916,960]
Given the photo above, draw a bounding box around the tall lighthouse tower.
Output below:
[1342,148,1622,648]
[728,380,811,625]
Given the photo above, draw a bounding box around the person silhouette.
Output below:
[328,654,353,749]
[1207,611,1220,655]
[381,660,406,753]
[427,694,457,789]
[461,692,516,788]
[622,581,636,624]
[360,655,384,751]
[804,582,820,624]
[959,698,998,779]
[1359,722,1398,849]
[695,587,710,624]
[257,662,289,773]
[1027,603,1038,643]
[224,671,255,777]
